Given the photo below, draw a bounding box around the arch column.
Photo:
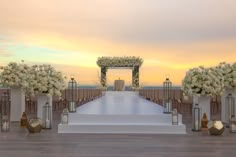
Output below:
[100,66,140,88]
[100,67,107,87]
[132,66,139,87]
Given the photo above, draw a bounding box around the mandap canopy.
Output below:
[97,56,143,88]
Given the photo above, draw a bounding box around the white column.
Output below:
[10,88,25,122]
[221,89,236,124]
[193,95,211,120]
[37,94,52,120]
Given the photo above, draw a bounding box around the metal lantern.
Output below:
[42,102,52,129]
[192,104,201,131]
[61,108,69,124]
[163,77,172,113]
[225,94,235,125]
[1,92,10,132]
[230,115,236,133]
[172,108,178,125]
[68,77,78,112]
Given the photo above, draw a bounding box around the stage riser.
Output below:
[58,91,186,134]
[58,124,186,134]
[69,114,183,124]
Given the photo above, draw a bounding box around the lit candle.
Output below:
[45,119,50,128]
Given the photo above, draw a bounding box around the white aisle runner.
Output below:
[58,91,186,134]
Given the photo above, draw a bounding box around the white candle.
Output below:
[62,115,68,124]
[2,121,9,131]
[232,124,236,130]
[195,120,199,130]
[45,119,50,128]
[172,115,178,125]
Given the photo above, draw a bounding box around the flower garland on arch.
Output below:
[97,56,143,68]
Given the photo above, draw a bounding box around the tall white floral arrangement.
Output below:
[0,62,66,97]
[215,62,236,89]
[182,66,224,97]
[29,64,66,97]
[0,62,32,91]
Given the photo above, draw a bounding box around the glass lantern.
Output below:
[61,108,69,124]
[68,77,78,112]
[1,92,10,132]
[172,108,178,125]
[42,102,52,129]
[192,104,201,131]
[225,94,235,125]
[163,77,172,113]
[230,115,236,133]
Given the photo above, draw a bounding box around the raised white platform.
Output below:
[58,91,186,134]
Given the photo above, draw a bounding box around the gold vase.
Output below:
[20,112,27,127]
[201,112,208,129]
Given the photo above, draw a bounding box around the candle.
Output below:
[172,115,178,125]
[2,121,9,131]
[45,119,50,128]
[62,115,68,124]
[195,120,199,130]
[231,124,236,130]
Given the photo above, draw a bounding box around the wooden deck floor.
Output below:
[1,110,236,157]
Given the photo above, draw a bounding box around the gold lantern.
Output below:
[208,120,224,135]
[201,113,208,129]
[163,77,172,113]
[20,112,27,127]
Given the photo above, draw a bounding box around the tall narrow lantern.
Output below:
[172,108,178,125]
[230,115,236,133]
[61,108,69,124]
[42,101,52,129]
[68,77,78,112]
[1,92,10,132]
[225,94,235,126]
[192,104,201,131]
[163,77,172,113]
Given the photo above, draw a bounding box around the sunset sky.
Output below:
[0,0,236,86]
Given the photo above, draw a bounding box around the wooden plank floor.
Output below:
[1,111,236,157]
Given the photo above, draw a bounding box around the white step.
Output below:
[58,123,186,134]
[68,113,183,124]
[58,91,186,134]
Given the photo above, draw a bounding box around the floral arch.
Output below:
[97,56,143,88]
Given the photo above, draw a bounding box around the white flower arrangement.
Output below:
[0,62,32,91]
[0,62,66,97]
[215,62,236,89]
[28,64,66,97]
[97,56,143,67]
[182,66,224,97]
